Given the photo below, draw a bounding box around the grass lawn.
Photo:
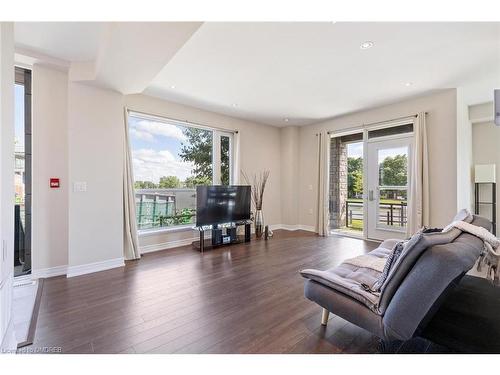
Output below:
[350,219,363,230]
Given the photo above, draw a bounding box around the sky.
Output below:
[347,142,363,158]
[15,84,24,153]
[128,115,195,183]
[377,146,408,163]
[347,142,407,162]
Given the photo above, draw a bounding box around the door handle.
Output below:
[369,190,374,201]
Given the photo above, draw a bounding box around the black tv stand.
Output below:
[192,221,251,253]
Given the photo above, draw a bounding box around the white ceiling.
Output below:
[15,22,105,62]
[14,22,500,126]
[147,22,500,126]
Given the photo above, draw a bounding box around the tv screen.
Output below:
[196,185,251,227]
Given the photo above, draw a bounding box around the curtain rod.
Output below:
[127,108,239,134]
[325,112,428,135]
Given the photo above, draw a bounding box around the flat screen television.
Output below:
[196,185,251,227]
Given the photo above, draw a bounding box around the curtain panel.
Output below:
[123,108,141,260]
[407,111,429,235]
[317,131,330,236]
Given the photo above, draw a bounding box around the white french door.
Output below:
[366,136,412,240]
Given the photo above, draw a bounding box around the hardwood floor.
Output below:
[31,230,381,354]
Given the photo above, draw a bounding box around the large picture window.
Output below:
[128,112,233,231]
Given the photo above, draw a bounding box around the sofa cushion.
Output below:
[382,225,487,340]
[301,211,482,318]
[377,228,463,313]
[304,280,385,338]
[376,212,475,314]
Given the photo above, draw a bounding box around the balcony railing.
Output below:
[345,200,407,230]
[135,188,196,230]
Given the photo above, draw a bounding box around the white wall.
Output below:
[31,67,125,276]
[67,82,124,272]
[456,88,473,212]
[280,126,300,226]
[32,65,69,274]
[297,89,459,230]
[0,22,15,349]
[28,67,283,269]
[124,94,283,249]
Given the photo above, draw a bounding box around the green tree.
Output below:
[158,175,181,188]
[184,175,212,188]
[380,154,407,200]
[347,157,363,198]
[179,127,213,181]
[352,169,363,197]
[380,154,407,186]
[221,135,230,185]
[134,180,157,189]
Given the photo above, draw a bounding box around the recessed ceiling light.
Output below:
[232,103,238,107]
[404,82,413,87]
[360,41,374,50]
[170,85,176,89]
[284,118,289,122]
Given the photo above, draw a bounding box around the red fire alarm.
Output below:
[50,178,60,188]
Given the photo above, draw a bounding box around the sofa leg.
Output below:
[321,308,329,326]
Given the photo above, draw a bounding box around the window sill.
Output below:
[138,224,197,237]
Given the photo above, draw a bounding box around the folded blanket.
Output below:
[343,254,387,273]
[371,240,406,292]
[445,219,500,285]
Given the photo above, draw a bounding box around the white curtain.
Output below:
[123,108,141,260]
[316,131,330,236]
[407,111,429,235]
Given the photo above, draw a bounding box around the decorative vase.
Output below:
[255,209,264,238]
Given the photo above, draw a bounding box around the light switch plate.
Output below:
[73,182,87,192]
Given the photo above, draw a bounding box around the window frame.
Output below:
[127,110,235,235]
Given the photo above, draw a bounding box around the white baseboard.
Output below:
[31,265,68,279]
[140,237,198,254]
[270,224,316,232]
[67,257,125,278]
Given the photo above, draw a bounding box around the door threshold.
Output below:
[330,230,364,240]
[13,274,34,287]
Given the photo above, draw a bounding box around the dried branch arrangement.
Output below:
[242,170,270,211]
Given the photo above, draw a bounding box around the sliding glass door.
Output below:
[329,122,414,241]
[329,132,364,237]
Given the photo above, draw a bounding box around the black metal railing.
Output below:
[14,204,25,266]
[345,200,407,229]
[135,191,196,230]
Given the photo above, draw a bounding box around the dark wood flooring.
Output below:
[31,230,382,354]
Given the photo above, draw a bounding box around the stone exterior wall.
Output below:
[329,138,348,229]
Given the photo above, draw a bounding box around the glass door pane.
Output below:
[328,132,365,237]
[376,146,408,230]
[367,136,412,241]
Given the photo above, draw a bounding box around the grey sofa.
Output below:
[301,214,491,342]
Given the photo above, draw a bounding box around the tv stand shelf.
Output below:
[193,222,251,253]
[192,235,249,252]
